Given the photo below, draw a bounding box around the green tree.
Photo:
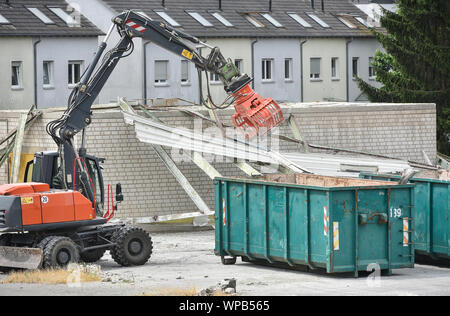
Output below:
[356,0,450,155]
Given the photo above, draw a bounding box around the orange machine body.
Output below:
[0,183,95,227]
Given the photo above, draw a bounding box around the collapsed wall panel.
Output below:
[0,102,437,221]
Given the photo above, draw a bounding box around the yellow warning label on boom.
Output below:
[182,49,193,60]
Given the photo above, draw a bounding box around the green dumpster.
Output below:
[361,173,450,260]
[215,174,415,277]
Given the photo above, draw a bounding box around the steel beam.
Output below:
[10,113,27,183]
[119,98,213,217]
[288,115,310,153]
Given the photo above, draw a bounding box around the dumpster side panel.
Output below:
[267,185,288,260]
[288,188,309,265]
[356,189,390,269]
[414,182,431,253]
[248,183,266,257]
[309,190,330,267]
[389,187,415,268]
[329,190,357,272]
[431,183,449,256]
[228,182,246,253]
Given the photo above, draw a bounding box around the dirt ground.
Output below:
[1,230,450,296]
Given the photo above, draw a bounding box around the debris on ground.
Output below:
[198,278,237,296]
[102,271,135,284]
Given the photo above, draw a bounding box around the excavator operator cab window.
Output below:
[24,153,59,187]
[85,157,104,210]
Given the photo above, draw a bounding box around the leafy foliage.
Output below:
[356,0,450,155]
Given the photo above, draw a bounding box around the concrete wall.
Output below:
[200,38,253,105]
[36,37,99,108]
[348,38,383,101]
[0,37,34,110]
[253,39,301,103]
[302,38,347,102]
[0,102,436,221]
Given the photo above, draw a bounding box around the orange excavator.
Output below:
[0,10,284,270]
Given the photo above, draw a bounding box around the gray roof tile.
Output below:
[0,0,103,37]
[102,0,377,38]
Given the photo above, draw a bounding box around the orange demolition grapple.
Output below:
[231,84,284,139]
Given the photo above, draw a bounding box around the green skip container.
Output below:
[361,173,450,260]
[214,174,415,277]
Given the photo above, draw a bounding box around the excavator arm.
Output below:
[46,10,284,206]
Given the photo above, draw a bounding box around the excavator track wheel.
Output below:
[42,236,80,269]
[37,236,55,251]
[110,226,153,267]
[0,234,12,273]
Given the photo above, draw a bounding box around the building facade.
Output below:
[0,37,35,110]
[74,0,385,106]
[0,0,103,110]
[1,0,388,110]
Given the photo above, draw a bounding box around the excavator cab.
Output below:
[24,152,105,211]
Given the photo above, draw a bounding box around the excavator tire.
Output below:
[80,249,106,263]
[42,236,80,269]
[0,234,12,273]
[37,236,56,251]
[110,226,152,267]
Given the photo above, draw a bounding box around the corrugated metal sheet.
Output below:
[122,111,410,177]
[123,111,311,173]
[284,153,410,177]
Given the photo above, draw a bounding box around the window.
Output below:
[287,13,312,28]
[337,16,356,29]
[211,12,233,27]
[49,7,78,26]
[234,59,243,72]
[245,14,264,28]
[155,11,180,27]
[369,57,375,79]
[352,57,359,78]
[331,57,338,79]
[260,13,282,27]
[43,61,54,87]
[68,61,82,86]
[284,58,293,81]
[181,60,189,83]
[306,13,330,28]
[11,61,22,89]
[310,58,321,79]
[27,8,55,24]
[262,59,273,81]
[0,14,10,24]
[187,11,213,27]
[155,60,169,84]
[355,17,369,28]
[86,158,103,208]
[210,72,220,83]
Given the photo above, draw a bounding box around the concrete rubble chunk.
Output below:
[198,278,237,296]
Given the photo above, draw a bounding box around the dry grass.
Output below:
[140,287,199,296]
[0,265,101,285]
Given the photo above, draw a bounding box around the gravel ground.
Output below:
[1,230,450,296]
